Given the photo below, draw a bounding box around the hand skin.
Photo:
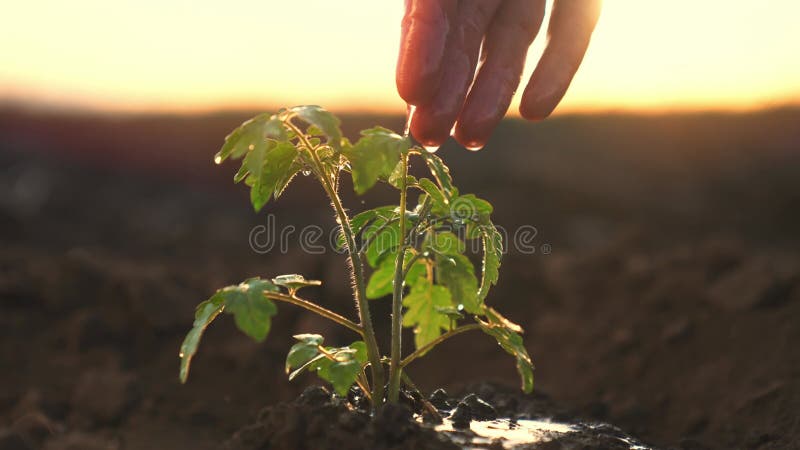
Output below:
[397,0,601,150]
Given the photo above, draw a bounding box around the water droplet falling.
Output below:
[423,144,440,153]
[403,105,416,138]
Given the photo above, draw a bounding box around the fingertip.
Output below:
[409,112,450,149]
[519,100,552,122]
[452,127,488,151]
[396,0,455,105]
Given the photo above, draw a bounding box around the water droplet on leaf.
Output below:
[301,169,312,176]
[213,155,222,165]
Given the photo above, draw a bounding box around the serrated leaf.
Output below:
[216,114,287,164]
[285,340,367,395]
[417,178,449,216]
[366,260,395,299]
[450,194,492,225]
[366,251,428,299]
[273,160,303,198]
[316,352,362,397]
[179,297,225,383]
[244,142,299,212]
[478,314,533,393]
[477,220,503,302]
[363,217,401,268]
[290,105,342,146]
[220,278,280,341]
[349,341,368,365]
[338,206,396,250]
[435,252,480,314]
[422,152,455,197]
[343,127,411,194]
[428,231,464,256]
[482,306,523,333]
[179,277,279,383]
[402,278,452,350]
[286,334,325,373]
[434,305,464,321]
[272,274,322,294]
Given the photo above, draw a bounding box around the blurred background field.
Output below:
[2,106,799,449]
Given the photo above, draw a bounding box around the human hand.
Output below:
[397,0,601,150]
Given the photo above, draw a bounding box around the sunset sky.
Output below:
[1,1,799,114]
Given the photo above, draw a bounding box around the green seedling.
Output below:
[179,105,533,410]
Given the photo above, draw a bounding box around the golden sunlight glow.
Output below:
[1,0,798,113]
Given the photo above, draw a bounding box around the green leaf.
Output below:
[435,252,480,314]
[434,305,464,321]
[402,278,452,350]
[179,277,279,383]
[343,127,411,194]
[286,334,325,374]
[179,297,225,383]
[338,206,396,249]
[363,217,401,268]
[417,178,449,216]
[366,251,428,299]
[273,160,303,198]
[405,258,428,287]
[316,351,362,396]
[272,274,322,294]
[220,278,280,342]
[243,142,299,212]
[428,231,464,256]
[477,312,533,393]
[388,160,418,189]
[285,338,368,395]
[216,114,287,164]
[366,260,395,299]
[451,194,492,225]
[477,220,503,302]
[349,341,368,365]
[290,105,342,146]
[422,152,455,197]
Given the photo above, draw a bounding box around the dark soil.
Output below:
[1,108,799,449]
[224,384,649,450]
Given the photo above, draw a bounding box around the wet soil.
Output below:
[1,109,799,449]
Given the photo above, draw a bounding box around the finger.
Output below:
[410,0,502,148]
[519,0,601,120]
[396,0,458,106]
[453,0,546,149]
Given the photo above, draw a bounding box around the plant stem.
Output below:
[388,153,409,402]
[285,119,386,408]
[400,324,482,368]
[263,292,362,335]
[400,372,442,421]
[323,179,385,407]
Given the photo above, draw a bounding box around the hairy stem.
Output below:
[400,324,482,368]
[388,153,409,402]
[263,292,362,335]
[284,118,385,408]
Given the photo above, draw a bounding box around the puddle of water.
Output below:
[430,417,653,450]
[434,417,574,449]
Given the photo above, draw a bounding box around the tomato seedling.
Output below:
[179,106,533,410]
